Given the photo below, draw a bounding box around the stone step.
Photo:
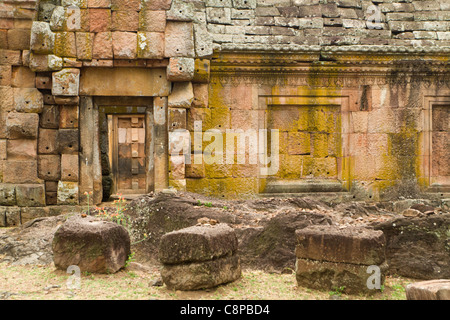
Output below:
[263,179,346,193]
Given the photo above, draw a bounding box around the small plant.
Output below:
[223,206,228,210]
[195,200,213,207]
[94,194,148,245]
[329,286,346,297]
[83,191,93,215]
[125,252,136,268]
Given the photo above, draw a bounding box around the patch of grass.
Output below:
[0,263,413,300]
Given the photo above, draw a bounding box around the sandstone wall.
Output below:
[0,0,449,221]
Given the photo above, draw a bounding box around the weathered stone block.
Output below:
[406,280,450,300]
[88,0,111,8]
[169,155,186,180]
[0,50,21,66]
[7,139,37,160]
[92,32,113,59]
[11,67,36,88]
[5,207,21,226]
[193,59,210,83]
[160,223,238,264]
[55,32,77,58]
[16,184,46,207]
[296,258,388,294]
[52,68,80,96]
[192,83,209,108]
[52,216,131,273]
[137,32,164,59]
[0,86,14,112]
[29,54,63,72]
[168,82,194,108]
[112,32,137,59]
[59,105,79,128]
[58,129,79,154]
[40,105,60,129]
[193,24,213,58]
[45,180,59,193]
[38,155,61,181]
[30,21,55,54]
[57,181,79,204]
[6,112,39,139]
[112,10,139,32]
[206,7,232,24]
[76,32,94,60]
[0,140,6,160]
[2,160,41,184]
[167,57,194,82]
[139,10,166,32]
[0,207,5,227]
[14,88,44,113]
[61,154,79,181]
[142,0,172,10]
[111,0,140,10]
[0,184,16,206]
[166,0,194,21]
[0,66,11,86]
[164,22,194,58]
[168,107,187,131]
[161,254,241,290]
[35,74,52,90]
[89,8,111,32]
[295,225,386,265]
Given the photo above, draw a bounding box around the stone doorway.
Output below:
[431,105,450,187]
[95,97,155,201]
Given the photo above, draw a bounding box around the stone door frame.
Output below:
[257,88,352,193]
[423,96,450,190]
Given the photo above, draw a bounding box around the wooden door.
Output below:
[110,115,147,194]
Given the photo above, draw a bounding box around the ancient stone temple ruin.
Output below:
[0,0,449,225]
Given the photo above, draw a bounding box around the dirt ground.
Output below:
[1,191,447,301]
[0,262,413,300]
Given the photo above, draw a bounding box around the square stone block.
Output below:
[5,207,21,226]
[40,105,60,129]
[137,32,164,59]
[89,9,112,32]
[57,181,79,205]
[0,184,16,206]
[38,128,59,154]
[59,105,79,128]
[61,154,79,181]
[76,32,94,60]
[30,21,55,55]
[139,10,166,32]
[112,32,137,59]
[112,10,139,31]
[0,86,14,112]
[2,160,41,184]
[14,88,44,113]
[16,184,46,207]
[11,66,36,88]
[193,59,210,83]
[167,57,194,82]
[55,32,77,58]
[93,32,114,59]
[7,139,37,160]
[38,154,61,180]
[295,225,386,265]
[58,129,79,154]
[35,74,52,90]
[52,68,80,96]
[45,180,59,192]
[6,112,39,139]
[164,21,194,58]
